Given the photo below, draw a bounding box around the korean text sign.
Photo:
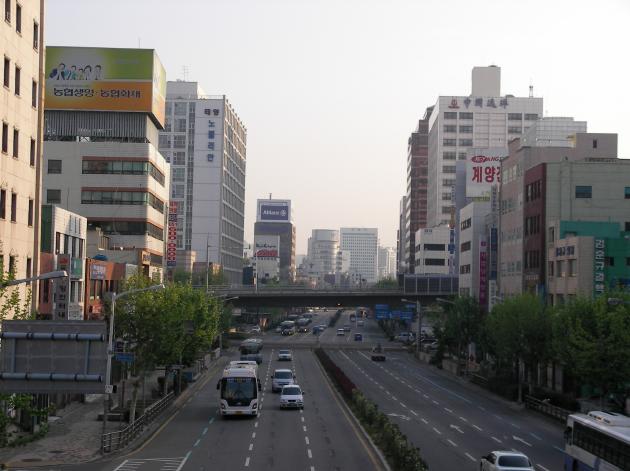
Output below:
[465,147,508,199]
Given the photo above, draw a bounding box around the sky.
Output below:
[46,0,630,254]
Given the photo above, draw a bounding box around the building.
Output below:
[252,234,280,283]
[425,66,543,228]
[378,246,396,280]
[396,195,407,274]
[499,132,617,297]
[253,199,295,282]
[160,81,247,284]
[340,228,378,284]
[38,206,87,320]
[404,113,430,272]
[84,257,130,320]
[306,229,339,283]
[458,201,491,304]
[414,226,452,275]
[0,0,44,308]
[43,47,168,281]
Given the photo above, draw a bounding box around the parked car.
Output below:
[277,349,292,361]
[371,345,386,362]
[271,369,295,392]
[480,451,534,471]
[279,384,304,409]
[395,332,415,343]
[343,324,351,332]
[354,333,363,341]
[250,326,261,333]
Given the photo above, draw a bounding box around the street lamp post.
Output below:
[102,283,164,436]
[402,298,422,357]
[1,270,70,318]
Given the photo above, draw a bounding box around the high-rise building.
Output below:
[404,111,430,272]
[426,66,544,228]
[306,229,339,282]
[378,246,397,280]
[414,226,452,275]
[0,0,44,308]
[160,81,247,284]
[43,47,168,281]
[340,228,378,284]
[396,195,407,274]
[253,199,295,282]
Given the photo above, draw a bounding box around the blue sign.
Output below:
[115,352,135,364]
[375,304,389,311]
[391,310,402,319]
[260,204,289,221]
[400,311,413,321]
[375,310,389,320]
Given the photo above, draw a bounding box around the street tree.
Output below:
[434,296,483,369]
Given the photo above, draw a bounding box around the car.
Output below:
[298,326,309,333]
[396,332,415,343]
[279,384,304,409]
[271,369,295,392]
[354,333,363,341]
[250,326,261,333]
[343,324,351,332]
[480,451,534,470]
[336,328,345,336]
[357,320,364,327]
[277,349,292,361]
[318,324,327,329]
[240,353,263,365]
[275,326,282,333]
[370,345,386,361]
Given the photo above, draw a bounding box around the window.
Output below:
[81,190,164,213]
[12,128,18,157]
[208,130,215,139]
[459,138,473,146]
[572,422,630,470]
[592,139,598,149]
[443,178,455,186]
[208,141,215,150]
[172,151,185,165]
[208,120,215,127]
[525,113,538,120]
[625,187,630,199]
[548,261,554,277]
[10,192,17,222]
[425,258,445,266]
[172,167,185,182]
[173,135,186,148]
[158,134,171,148]
[443,138,456,146]
[459,125,473,133]
[27,198,33,226]
[556,260,563,277]
[3,57,9,88]
[444,112,457,119]
[508,127,521,134]
[443,151,456,160]
[626,257,630,267]
[443,125,456,133]
[4,0,10,22]
[15,3,20,32]
[460,264,471,274]
[508,113,522,121]
[605,256,615,267]
[461,218,472,230]
[442,165,456,173]
[0,189,6,219]
[568,259,576,277]
[172,184,185,198]
[174,102,187,115]
[458,152,466,160]
[29,138,35,166]
[459,112,473,120]
[441,206,452,214]
[207,153,214,162]
[1,122,7,153]
[31,79,37,107]
[626,222,630,232]
[14,65,19,95]
[460,241,471,252]
[26,257,31,281]
[442,192,452,200]
[32,21,38,50]
[47,159,62,174]
[174,118,186,132]
[575,185,592,198]
[9,256,16,276]
[46,189,61,204]
[424,243,445,251]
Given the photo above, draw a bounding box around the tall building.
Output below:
[426,66,543,228]
[404,111,430,273]
[0,0,44,308]
[414,226,452,275]
[160,81,247,284]
[43,47,168,281]
[306,229,339,282]
[378,246,396,280]
[340,228,378,284]
[396,195,407,274]
[253,199,295,282]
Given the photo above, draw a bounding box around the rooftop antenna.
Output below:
[269,193,272,200]
[529,82,534,98]
[182,66,190,81]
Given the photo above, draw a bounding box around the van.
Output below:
[271,369,296,392]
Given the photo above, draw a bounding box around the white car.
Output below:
[250,326,261,333]
[336,328,345,336]
[480,451,534,471]
[277,349,292,361]
[279,384,304,409]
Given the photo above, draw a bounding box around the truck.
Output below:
[239,338,263,364]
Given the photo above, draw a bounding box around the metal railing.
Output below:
[524,394,571,423]
[101,392,174,453]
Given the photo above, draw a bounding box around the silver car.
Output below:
[279,384,304,409]
[271,369,295,392]
[480,451,534,471]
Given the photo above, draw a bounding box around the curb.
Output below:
[313,351,391,471]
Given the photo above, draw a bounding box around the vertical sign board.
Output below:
[54,254,70,320]
[478,237,488,306]
[167,201,178,268]
[594,238,606,297]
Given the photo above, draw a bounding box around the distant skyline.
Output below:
[46,0,630,254]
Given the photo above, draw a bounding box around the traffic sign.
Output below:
[114,352,135,363]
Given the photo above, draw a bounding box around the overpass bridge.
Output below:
[204,275,459,309]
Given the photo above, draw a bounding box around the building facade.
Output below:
[306,229,339,283]
[396,195,407,274]
[0,0,44,308]
[378,246,396,280]
[253,199,295,282]
[458,201,491,303]
[160,81,247,283]
[340,228,378,284]
[414,225,452,275]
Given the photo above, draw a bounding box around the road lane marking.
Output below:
[458,416,468,422]
[447,439,457,447]
[553,445,564,453]
[303,425,307,432]
[530,432,542,440]
[208,418,214,424]
[252,432,256,439]
[305,436,310,445]
[410,410,418,416]
[512,435,532,447]
[175,452,191,471]
[307,449,313,458]
[202,427,208,435]
[472,424,483,431]
[491,436,502,443]
[444,407,453,413]
[465,453,476,462]
[301,416,305,422]
[254,421,259,428]
[432,427,441,435]
[432,400,439,405]
[400,402,407,408]
[193,439,200,447]
[449,424,464,434]
[244,456,250,467]
[421,418,428,424]
[510,422,521,429]
[249,443,253,451]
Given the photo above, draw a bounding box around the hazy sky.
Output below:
[46,0,630,254]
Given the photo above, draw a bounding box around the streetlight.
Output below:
[402,297,422,357]
[102,283,164,435]
[0,269,69,288]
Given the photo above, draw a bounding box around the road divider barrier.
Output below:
[314,348,428,471]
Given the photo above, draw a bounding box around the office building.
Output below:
[378,246,396,280]
[0,0,44,308]
[160,81,247,284]
[458,201,491,303]
[425,66,543,228]
[253,234,280,283]
[396,195,407,274]
[340,228,378,284]
[43,47,168,281]
[253,199,295,282]
[414,226,452,275]
[306,229,339,282]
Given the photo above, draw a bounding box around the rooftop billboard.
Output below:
[257,199,291,223]
[465,147,508,199]
[45,47,166,128]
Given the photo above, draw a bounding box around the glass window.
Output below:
[508,127,522,134]
[173,135,186,148]
[208,130,215,139]
[525,113,538,120]
[47,189,61,204]
[208,120,215,127]
[208,141,215,150]
[624,187,630,199]
[175,118,186,132]
[172,167,185,182]
[174,102,187,115]
[508,113,522,121]
[3,57,9,88]
[459,112,473,120]
[12,128,18,157]
[172,152,185,165]
[443,138,456,146]
[458,152,466,160]
[1,122,8,153]
[0,189,5,219]
[29,138,35,166]
[31,79,37,107]
[459,125,473,133]
[575,185,592,198]
[444,112,457,119]
[443,125,457,133]
[10,193,16,222]
[14,65,20,95]
[459,138,473,147]
[442,165,456,173]
[207,153,214,162]
[443,151,456,160]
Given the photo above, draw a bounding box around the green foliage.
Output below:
[374,278,398,289]
[0,251,33,321]
[433,296,483,361]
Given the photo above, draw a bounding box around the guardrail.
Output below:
[101,392,174,453]
[524,394,571,423]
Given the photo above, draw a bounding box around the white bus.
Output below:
[564,410,630,470]
[217,366,261,417]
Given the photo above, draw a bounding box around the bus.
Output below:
[217,366,261,417]
[564,410,630,470]
[239,338,263,364]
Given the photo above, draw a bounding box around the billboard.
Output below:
[257,199,291,223]
[45,47,166,128]
[465,147,508,199]
[166,201,178,268]
[254,235,279,259]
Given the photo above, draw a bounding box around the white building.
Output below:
[426,66,544,228]
[458,201,491,300]
[252,234,280,283]
[160,81,247,284]
[0,0,44,308]
[340,228,378,284]
[414,226,452,275]
[378,246,397,280]
[307,229,339,282]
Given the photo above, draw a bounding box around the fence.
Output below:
[101,392,174,453]
[524,394,570,423]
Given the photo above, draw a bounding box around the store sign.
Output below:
[555,246,575,257]
[167,201,178,267]
[466,148,508,198]
[593,238,606,297]
[54,255,71,320]
[479,237,488,306]
[451,96,510,109]
[254,235,279,259]
[90,263,106,280]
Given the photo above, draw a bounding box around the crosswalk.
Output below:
[113,457,188,471]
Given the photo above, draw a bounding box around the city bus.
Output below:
[217,365,262,417]
[564,410,630,470]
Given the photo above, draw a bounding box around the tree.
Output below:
[374,278,398,289]
[438,296,484,368]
